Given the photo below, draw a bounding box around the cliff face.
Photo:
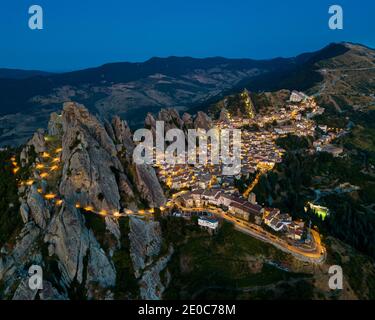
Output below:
[128,217,173,299]
[0,102,169,300]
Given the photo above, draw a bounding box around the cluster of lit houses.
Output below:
[224,90,324,136]
[156,91,330,191]
[175,189,304,240]
[313,127,346,157]
[157,91,343,240]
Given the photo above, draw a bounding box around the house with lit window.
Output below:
[198,216,219,232]
[286,222,304,240]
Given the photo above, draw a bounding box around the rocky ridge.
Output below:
[0,102,171,300]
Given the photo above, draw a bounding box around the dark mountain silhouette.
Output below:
[1,42,373,147]
[0,56,294,116]
[0,68,53,80]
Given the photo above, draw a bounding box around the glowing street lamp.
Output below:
[26,180,34,186]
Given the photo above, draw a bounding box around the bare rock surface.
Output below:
[139,247,173,300]
[129,217,163,277]
[27,130,47,154]
[12,279,38,300]
[194,111,212,130]
[111,116,134,158]
[48,112,63,137]
[129,217,173,300]
[59,102,122,213]
[26,185,50,229]
[1,102,170,300]
[135,164,166,208]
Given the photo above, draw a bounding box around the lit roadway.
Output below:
[243,170,264,198]
[174,202,326,264]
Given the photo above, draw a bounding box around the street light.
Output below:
[26,180,34,186]
[113,211,120,217]
[44,193,56,200]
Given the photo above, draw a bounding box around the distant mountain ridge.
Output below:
[0,55,293,116]
[0,54,293,146]
[0,68,53,80]
[191,42,374,114]
[0,42,373,146]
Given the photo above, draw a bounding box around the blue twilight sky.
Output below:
[1,0,374,71]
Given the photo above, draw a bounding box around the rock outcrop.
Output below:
[138,247,173,300]
[129,217,172,300]
[0,222,44,299]
[145,112,156,128]
[0,101,170,300]
[20,129,46,166]
[129,217,163,277]
[182,112,194,129]
[134,164,166,208]
[26,185,50,229]
[27,130,47,154]
[219,108,230,124]
[144,108,212,137]
[48,112,63,136]
[59,102,122,213]
[158,108,184,132]
[194,111,212,131]
[111,116,134,159]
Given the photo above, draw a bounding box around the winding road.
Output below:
[174,202,326,264]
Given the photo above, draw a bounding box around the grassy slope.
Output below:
[164,221,313,300]
[0,149,23,247]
